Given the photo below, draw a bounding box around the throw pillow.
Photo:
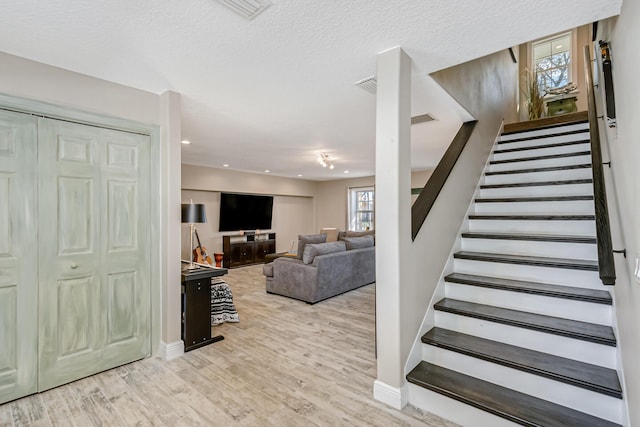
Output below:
[296,234,327,260]
[343,235,374,250]
[345,230,375,238]
[302,241,346,264]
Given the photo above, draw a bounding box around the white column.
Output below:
[373,47,412,409]
[159,90,184,360]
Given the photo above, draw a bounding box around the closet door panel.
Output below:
[38,118,150,391]
[0,110,37,404]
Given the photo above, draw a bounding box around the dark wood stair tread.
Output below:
[434,298,616,346]
[485,163,592,176]
[502,115,588,135]
[480,179,592,189]
[454,251,598,271]
[461,232,596,244]
[469,214,595,221]
[499,129,590,144]
[445,273,610,303]
[495,138,589,154]
[422,327,621,398]
[490,150,591,165]
[475,195,593,203]
[407,362,621,427]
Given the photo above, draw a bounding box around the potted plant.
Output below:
[521,68,546,120]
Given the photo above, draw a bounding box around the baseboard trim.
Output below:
[373,380,408,410]
[159,340,184,361]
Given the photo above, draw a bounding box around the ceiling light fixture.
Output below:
[181,140,191,145]
[317,152,335,169]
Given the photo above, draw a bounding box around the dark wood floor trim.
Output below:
[499,129,589,145]
[502,112,589,135]
[421,328,621,398]
[475,195,593,203]
[480,178,592,189]
[453,251,598,271]
[460,232,596,244]
[444,273,611,304]
[434,298,616,346]
[406,362,621,427]
[469,214,595,221]
[490,151,591,165]
[485,163,592,176]
[495,139,589,155]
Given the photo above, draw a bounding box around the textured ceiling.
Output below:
[0,0,622,180]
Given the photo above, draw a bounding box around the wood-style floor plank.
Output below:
[1,264,457,427]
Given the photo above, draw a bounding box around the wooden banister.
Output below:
[411,120,477,240]
[584,45,616,285]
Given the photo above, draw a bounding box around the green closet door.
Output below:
[0,110,38,404]
[37,118,151,391]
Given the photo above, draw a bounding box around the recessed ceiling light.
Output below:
[223,164,229,167]
[297,174,302,177]
[265,170,270,173]
[344,170,349,174]
[181,140,191,145]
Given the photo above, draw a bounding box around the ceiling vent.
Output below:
[214,0,272,20]
[411,113,436,125]
[355,76,377,95]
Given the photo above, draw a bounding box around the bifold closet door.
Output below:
[37,117,151,392]
[0,110,38,404]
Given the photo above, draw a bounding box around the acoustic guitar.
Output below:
[193,229,212,265]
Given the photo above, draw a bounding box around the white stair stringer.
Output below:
[406,119,623,426]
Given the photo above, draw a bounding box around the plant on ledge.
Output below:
[521,68,546,120]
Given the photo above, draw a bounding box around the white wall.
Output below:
[596,7,640,426]
[0,51,181,357]
[373,47,518,402]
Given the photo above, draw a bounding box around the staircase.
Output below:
[406,117,624,426]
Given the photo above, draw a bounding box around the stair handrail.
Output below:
[584,45,616,285]
[411,120,477,240]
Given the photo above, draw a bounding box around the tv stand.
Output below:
[222,232,276,268]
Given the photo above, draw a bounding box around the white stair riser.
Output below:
[483,168,592,185]
[496,132,590,150]
[468,218,596,235]
[499,123,590,142]
[420,347,622,423]
[461,237,597,260]
[444,283,611,324]
[492,143,590,162]
[453,258,602,289]
[488,154,592,172]
[479,184,592,198]
[473,200,594,215]
[434,311,617,368]
[408,384,521,427]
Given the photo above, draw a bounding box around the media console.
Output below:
[222,232,276,268]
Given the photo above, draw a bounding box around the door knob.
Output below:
[70,263,79,269]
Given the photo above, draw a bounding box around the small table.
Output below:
[181,264,228,352]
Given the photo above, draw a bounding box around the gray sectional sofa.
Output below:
[263,233,375,303]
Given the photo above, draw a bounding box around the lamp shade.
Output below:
[181,203,207,224]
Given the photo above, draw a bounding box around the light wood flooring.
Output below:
[0,265,458,426]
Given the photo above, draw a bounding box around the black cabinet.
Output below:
[181,266,228,352]
[223,233,276,268]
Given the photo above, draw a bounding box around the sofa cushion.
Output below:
[262,262,274,277]
[296,234,327,260]
[338,230,375,241]
[302,241,346,264]
[343,235,374,250]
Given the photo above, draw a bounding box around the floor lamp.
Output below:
[181,203,207,269]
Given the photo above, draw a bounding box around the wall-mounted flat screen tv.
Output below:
[219,193,273,232]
